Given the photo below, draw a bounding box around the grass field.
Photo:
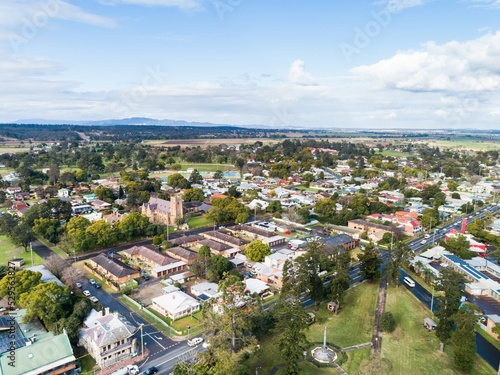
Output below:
[247,283,379,374]
[377,150,413,157]
[424,140,500,151]
[306,282,379,348]
[0,235,43,267]
[146,138,282,148]
[0,146,30,154]
[188,215,212,229]
[382,286,496,375]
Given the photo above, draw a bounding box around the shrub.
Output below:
[380,312,396,333]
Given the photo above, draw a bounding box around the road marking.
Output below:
[145,332,166,349]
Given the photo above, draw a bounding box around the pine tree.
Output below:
[452,305,479,373]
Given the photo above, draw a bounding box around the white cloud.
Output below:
[464,0,500,9]
[350,31,500,92]
[375,0,427,12]
[0,1,117,30]
[288,60,318,86]
[98,0,203,10]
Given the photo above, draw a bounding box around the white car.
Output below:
[420,240,427,245]
[202,341,211,349]
[188,337,203,347]
[75,282,82,288]
[83,290,91,297]
[89,296,98,303]
[424,234,430,239]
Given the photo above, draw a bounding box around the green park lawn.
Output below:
[188,215,212,229]
[0,235,43,267]
[382,286,496,375]
[377,150,413,157]
[306,282,379,348]
[247,282,379,374]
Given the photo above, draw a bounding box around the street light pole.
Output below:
[140,324,144,360]
[430,286,434,314]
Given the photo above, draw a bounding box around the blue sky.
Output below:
[1,0,500,129]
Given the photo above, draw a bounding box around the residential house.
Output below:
[79,308,136,368]
[14,192,30,201]
[196,239,232,255]
[12,201,27,211]
[6,187,22,195]
[348,219,396,241]
[321,234,356,256]
[103,211,124,226]
[151,291,200,319]
[486,315,500,341]
[92,199,112,211]
[122,245,187,278]
[57,188,70,198]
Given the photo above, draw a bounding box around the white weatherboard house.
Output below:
[151,290,200,319]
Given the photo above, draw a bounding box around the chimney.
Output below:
[113,312,118,318]
[105,307,110,316]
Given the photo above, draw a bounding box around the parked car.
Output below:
[83,290,91,297]
[202,341,211,349]
[89,279,96,286]
[89,296,98,303]
[75,282,82,288]
[323,275,332,282]
[142,275,150,281]
[95,283,102,289]
[188,337,203,347]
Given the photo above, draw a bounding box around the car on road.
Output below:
[89,279,96,286]
[89,296,98,303]
[94,283,101,289]
[142,367,158,375]
[75,282,82,288]
[188,337,204,346]
[142,275,150,281]
[424,234,430,239]
[83,290,91,297]
[420,240,427,245]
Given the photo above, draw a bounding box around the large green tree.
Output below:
[183,188,204,202]
[295,241,324,311]
[358,244,382,282]
[435,268,466,352]
[244,240,271,262]
[384,241,414,285]
[452,304,479,373]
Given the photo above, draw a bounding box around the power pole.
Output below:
[30,242,34,266]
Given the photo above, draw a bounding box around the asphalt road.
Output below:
[406,203,500,255]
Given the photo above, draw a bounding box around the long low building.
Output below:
[227,224,287,247]
[202,230,250,250]
[442,254,500,302]
[88,254,140,284]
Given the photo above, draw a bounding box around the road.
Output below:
[405,203,500,255]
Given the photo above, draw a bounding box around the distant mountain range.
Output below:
[10,117,238,127]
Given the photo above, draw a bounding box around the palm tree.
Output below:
[422,268,434,284]
[414,260,424,274]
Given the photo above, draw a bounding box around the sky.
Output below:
[1,0,500,129]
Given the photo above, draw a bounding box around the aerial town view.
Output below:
[1,1,500,375]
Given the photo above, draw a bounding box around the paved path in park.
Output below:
[341,342,373,352]
[370,281,388,355]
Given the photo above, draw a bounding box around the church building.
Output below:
[141,195,184,226]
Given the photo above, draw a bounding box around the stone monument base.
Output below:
[311,346,337,363]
